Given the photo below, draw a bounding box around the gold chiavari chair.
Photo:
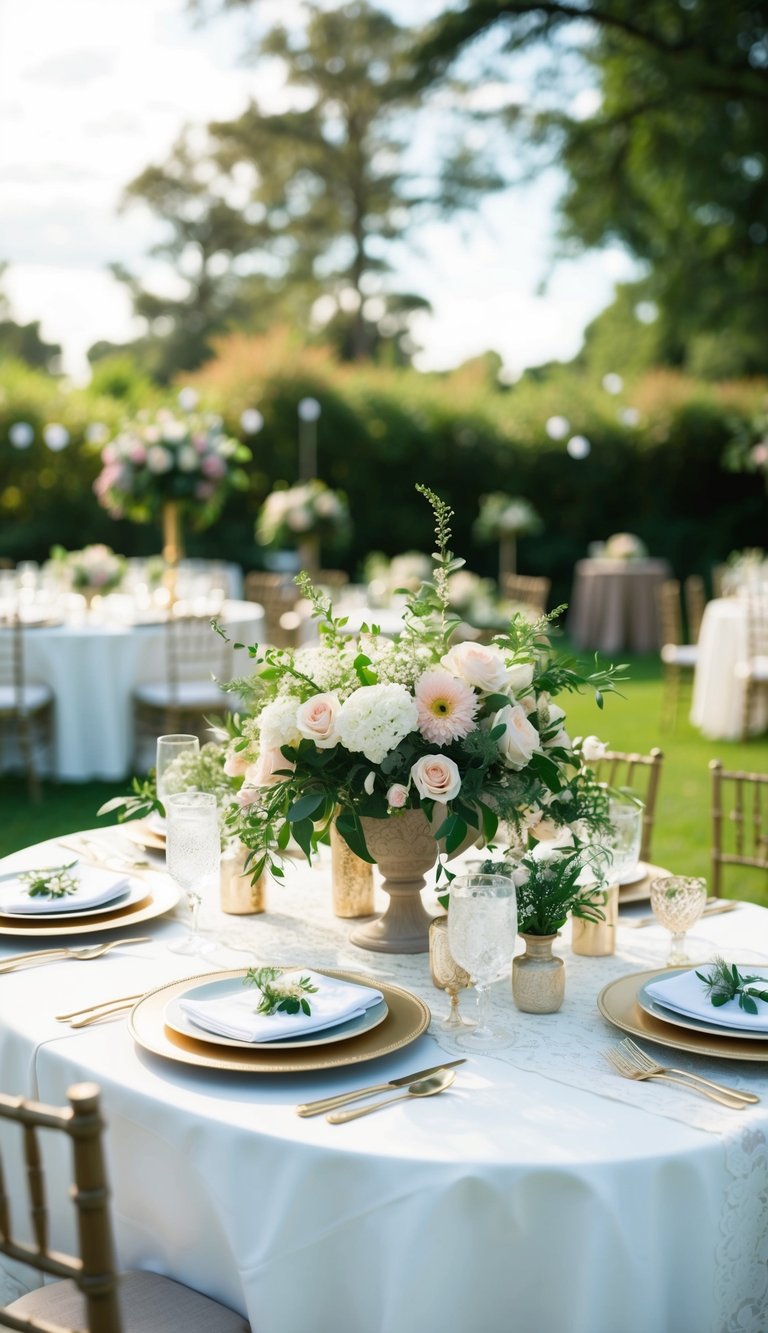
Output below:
[736,589,768,740]
[709,759,768,898]
[0,615,54,801]
[0,1082,249,1332]
[500,573,550,616]
[684,574,706,643]
[243,572,301,647]
[657,580,698,730]
[131,612,235,767]
[589,747,664,863]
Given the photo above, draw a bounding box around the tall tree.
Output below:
[416,1,768,375]
[107,132,273,381]
[205,1,505,361]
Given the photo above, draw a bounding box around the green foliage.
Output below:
[696,959,768,1015]
[244,966,318,1017]
[19,861,79,900]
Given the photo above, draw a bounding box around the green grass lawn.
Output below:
[2,648,767,900]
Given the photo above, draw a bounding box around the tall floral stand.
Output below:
[297,535,320,581]
[162,501,184,605]
[498,533,516,581]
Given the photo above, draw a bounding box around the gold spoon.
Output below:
[326,1068,457,1124]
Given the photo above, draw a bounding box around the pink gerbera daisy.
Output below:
[414,669,478,745]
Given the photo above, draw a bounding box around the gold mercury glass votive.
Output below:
[330,821,375,918]
[570,883,619,957]
[220,842,265,915]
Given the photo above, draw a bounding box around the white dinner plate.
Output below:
[164,973,389,1051]
[637,974,768,1040]
[0,880,145,921]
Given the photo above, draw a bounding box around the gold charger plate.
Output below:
[618,861,670,907]
[129,968,430,1073]
[120,821,166,852]
[0,877,179,938]
[598,968,768,1062]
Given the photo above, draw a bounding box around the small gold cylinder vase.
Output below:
[570,883,619,957]
[330,821,375,918]
[220,842,265,915]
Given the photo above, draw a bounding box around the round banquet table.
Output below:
[0,833,767,1333]
[568,558,671,654]
[691,596,768,740]
[19,599,265,782]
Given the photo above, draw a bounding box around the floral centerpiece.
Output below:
[256,479,350,578]
[223,485,624,953]
[473,493,542,580]
[51,543,125,597]
[93,407,251,551]
[599,533,648,561]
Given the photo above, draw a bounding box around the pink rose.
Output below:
[410,754,461,802]
[247,748,294,788]
[387,783,409,808]
[201,454,226,479]
[236,786,261,808]
[224,748,252,777]
[296,693,341,749]
[129,443,147,464]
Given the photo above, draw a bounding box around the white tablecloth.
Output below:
[691,597,767,740]
[20,600,264,781]
[1,834,768,1332]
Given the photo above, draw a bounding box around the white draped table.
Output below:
[19,599,264,781]
[1,833,768,1333]
[691,596,768,740]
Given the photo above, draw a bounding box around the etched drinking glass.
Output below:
[447,874,518,1051]
[649,875,708,965]
[429,916,473,1032]
[165,791,220,956]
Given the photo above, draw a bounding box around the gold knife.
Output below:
[296,1058,466,1117]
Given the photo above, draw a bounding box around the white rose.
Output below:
[410,754,461,802]
[581,735,608,762]
[530,840,569,865]
[529,820,575,848]
[296,692,341,749]
[440,641,508,693]
[506,662,535,693]
[493,703,540,771]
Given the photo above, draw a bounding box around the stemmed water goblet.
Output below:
[649,875,708,965]
[447,873,518,1052]
[165,791,220,956]
[429,916,473,1033]
[156,734,200,808]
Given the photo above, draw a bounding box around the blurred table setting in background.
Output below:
[569,536,671,653]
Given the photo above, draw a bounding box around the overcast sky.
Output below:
[0,0,637,381]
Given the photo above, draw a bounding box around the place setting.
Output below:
[0,850,180,939]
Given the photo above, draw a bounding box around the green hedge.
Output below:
[1,343,765,605]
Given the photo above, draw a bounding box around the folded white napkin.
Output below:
[179,970,384,1043]
[646,967,768,1033]
[0,864,130,915]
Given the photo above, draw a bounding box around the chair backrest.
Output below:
[243,572,300,646]
[683,575,706,643]
[165,613,233,697]
[0,1082,122,1333]
[656,579,682,647]
[315,570,349,591]
[589,747,664,863]
[711,564,728,599]
[500,573,550,616]
[0,618,23,713]
[745,588,768,662]
[710,759,768,898]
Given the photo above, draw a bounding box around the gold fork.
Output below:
[55,992,146,1027]
[603,1046,747,1108]
[0,938,151,974]
[617,1037,759,1104]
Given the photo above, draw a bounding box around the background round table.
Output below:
[569,558,670,654]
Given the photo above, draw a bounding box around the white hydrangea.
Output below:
[259,695,302,749]
[277,643,357,697]
[336,684,418,764]
[366,635,434,688]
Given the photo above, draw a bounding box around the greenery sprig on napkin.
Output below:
[245,966,318,1017]
[696,958,768,1014]
[19,862,79,900]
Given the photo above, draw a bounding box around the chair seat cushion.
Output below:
[133,681,232,709]
[0,682,52,714]
[8,1270,250,1332]
[660,643,698,667]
